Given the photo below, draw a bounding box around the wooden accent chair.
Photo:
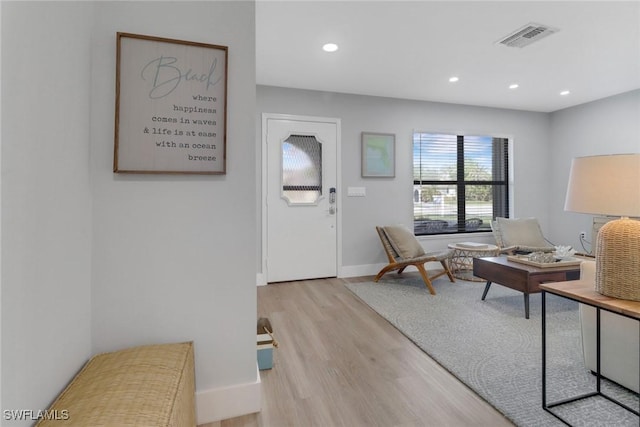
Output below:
[375,225,455,295]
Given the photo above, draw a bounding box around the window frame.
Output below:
[413,132,510,236]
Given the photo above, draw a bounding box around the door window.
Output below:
[282,135,322,205]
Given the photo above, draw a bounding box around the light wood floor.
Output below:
[206,275,514,427]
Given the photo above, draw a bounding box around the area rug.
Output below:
[344,276,638,426]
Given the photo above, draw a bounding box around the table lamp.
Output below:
[564,153,640,301]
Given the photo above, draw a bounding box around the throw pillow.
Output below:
[383,225,426,259]
[496,217,548,248]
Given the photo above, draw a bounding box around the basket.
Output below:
[595,218,640,301]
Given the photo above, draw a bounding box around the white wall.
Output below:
[89,1,257,422]
[1,2,4,412]
[549,90,640,251]
[1,2,94,423]
[2,2,258,424]
[257,86,551,275]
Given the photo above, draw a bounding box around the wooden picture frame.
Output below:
[361,132,395,177]
[114,32,227,174]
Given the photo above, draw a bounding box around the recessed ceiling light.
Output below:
[509,84,519,89]
[322,43,339,52]
[560,90,570,96]
[449,76,459,83]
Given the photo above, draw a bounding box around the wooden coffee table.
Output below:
[472,256,581,319]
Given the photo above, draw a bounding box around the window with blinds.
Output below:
[413,133,509,235]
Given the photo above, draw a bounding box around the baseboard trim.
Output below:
[259,259,455,283]
[256,272,267,286]
[339,261,453,279]
[339,263,385,278]
[196,366,261,424]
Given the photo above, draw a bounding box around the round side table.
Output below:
[447,243,500,282]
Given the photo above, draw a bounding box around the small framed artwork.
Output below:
[361,132,395,177]
[114,32,227,174]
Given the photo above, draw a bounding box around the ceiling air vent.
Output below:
[496,22,559,48]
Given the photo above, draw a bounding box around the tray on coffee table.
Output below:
[507,255,582,268]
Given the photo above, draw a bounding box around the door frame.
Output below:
[260,113,342,285]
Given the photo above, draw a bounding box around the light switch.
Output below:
[347,187,366,197]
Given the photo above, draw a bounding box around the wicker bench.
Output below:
[36,342,196,426]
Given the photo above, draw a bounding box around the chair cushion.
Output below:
[490,220,505,247]
[496,217,549,248]
[383,225,425,259]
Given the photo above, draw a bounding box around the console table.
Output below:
[541,280,640,426]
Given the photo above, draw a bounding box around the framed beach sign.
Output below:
[114,32,227,174]
[361,132,395,177]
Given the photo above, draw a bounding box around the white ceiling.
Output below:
[256,1,640,112]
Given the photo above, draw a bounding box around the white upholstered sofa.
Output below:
[579,260,639,393]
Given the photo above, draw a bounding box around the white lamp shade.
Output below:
[564,154,640,217]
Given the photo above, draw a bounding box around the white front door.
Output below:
[263,114,340,283]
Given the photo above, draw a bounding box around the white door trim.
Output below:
[260,113,342,285]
